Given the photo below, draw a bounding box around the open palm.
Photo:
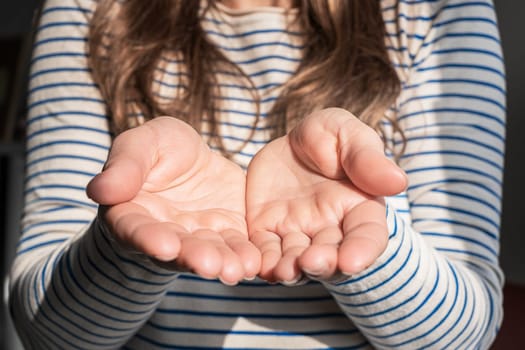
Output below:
[246,108,407,283]
[87,117,260,285]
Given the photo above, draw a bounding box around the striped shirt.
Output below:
[9,0,506,349]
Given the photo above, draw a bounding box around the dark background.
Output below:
[0,1,523,349]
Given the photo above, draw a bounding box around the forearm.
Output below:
[9,218,178,349]
[323,203,502,349]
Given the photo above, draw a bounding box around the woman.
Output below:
[9,0,505,348]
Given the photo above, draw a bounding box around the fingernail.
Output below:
[302,264,327,277]
[219,277,239,286]
[281,274,309,286]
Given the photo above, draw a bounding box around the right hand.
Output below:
[86,117,260,285]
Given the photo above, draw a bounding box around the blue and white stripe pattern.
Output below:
[9,0,505,349]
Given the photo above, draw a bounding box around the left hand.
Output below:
[246,108,407,283]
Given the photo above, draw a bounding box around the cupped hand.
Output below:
[86,117,260,285]
[246,108,407,284]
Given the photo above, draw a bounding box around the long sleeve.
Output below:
[8,0,506,349]
[8,1,178,348]
[323,1,505,348]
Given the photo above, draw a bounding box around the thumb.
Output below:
[86,121,158,205]
[289,107,407,197]
[342,146,407,197]
[337,113,407,197]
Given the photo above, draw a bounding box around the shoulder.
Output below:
[39,0,98,23]
[382,1,499,67]
[33,0,102,46]
[381,0,495,20]
[382,0,498,37]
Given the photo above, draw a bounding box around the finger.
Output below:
[298,226,341,279]
[207,231,246,285]
[342,146,407,197]
[221,229,261,280]
[250,230,282,282]
[338,198,389,275]
[273,232,310,284]
[288,108,407,196]
[87,117,204,205]
[176,230,225,280]
[104,202,182,261]
[288,108,344,179]
[87,123,158,205]
[337,116,407,197]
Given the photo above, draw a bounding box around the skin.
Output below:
[87,117,260,285]
[246,108,407,283]
[221,0,293,10]
[87,109,407,285]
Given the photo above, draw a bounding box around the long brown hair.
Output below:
[88,0,401,154]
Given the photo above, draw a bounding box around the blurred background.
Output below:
[0,1,523,349]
